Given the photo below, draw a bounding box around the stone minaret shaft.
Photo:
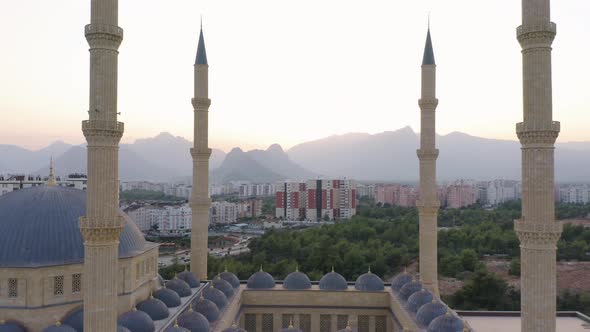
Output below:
[80,0,124,331]
[417,29,439,296]
[515,0,561,331]
[190,27,211,280]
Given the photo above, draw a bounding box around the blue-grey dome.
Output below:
[354,272,384,291]
[281,327,302,332]
[219,271,240,288]
[399,280,422,300]
[166,278,192,297]
[416,301,448,327]
[283,271,312,290]
[0,321,26,332]
[154,288,181,307]
[42,323,77,332]
[336,327,358,332]
[0,186,152,267]
[118,309,155,332]
[177,271,200,288]
[428,313,464,332]
[164,325,189,332]
[212,277,234,297]
[391,273,413,291]
[62,308,83,332]
[319,271,348,291]
[203,285,228,309]
[222,324,246,332]
[192,295,220,322]
[177,310,209,332]
[118,326,132,332]
[407,289,434,313]
[247,270,275,289]
[136,297,169,321]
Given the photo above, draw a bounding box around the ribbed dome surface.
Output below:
[42,324,77,332]
[177,310,210,332]
[192,296,220,322]
[212,277,234,297]
[0,321,26,332]
[136,297,170,321]
[416,301,447,327]
[281,327,302,332]
[118,310,155,332]
[0,186,151,267]
[428,313,464,332]
[283,271,312,290]
[354,272,384,291]
[219,271,240,288]
[154,288,182,307]
[319,271,348,291]
[177,271,200,288]
[62,308,83,332]
[166,278,192,297]
[407,289,434,312]
[247,271,275,289]
[203,286,229,309]
[391,273,413,291]
[399,280,422,300]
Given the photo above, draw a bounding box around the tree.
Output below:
[509,259,520,276]
[460,249,479,271]
[448,268,519,311]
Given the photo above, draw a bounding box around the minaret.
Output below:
[47,157,57,186]
[417,27,439,296]
[80,0,124,330]
[515,0,561,331]
[190,24,212,280]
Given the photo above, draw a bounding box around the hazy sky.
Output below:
[1,1,589,151]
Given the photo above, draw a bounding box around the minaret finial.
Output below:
[260,265,263,272]
[200,14,202,30]
[428,12,431,30]
[47,157,57,186]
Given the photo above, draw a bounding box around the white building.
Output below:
[0,173,88,196]
[209,201,238,224]
[559,185,590,204]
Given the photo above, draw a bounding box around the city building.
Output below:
[0,171,87,196]
[237,199,263,219]
[558,185,590,204]
[375,184,418,208]
[209,201,238,225]
[444,182,477,209]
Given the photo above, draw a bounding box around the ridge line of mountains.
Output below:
[2,127,589,182]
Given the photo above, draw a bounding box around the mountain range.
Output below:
[2,128,589,182]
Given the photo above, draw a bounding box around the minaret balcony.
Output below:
[515,121,559,133]
[82,120,124,141]
[517,22,556,46]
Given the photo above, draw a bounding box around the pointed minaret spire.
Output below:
[422,27,435,65]
[195,21,208,65]
[47,157,57,186]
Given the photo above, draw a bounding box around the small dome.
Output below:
[416,301,447,327]
[118,309,155,332]
[407,289,434,312]
[136,297,170,321]
[62,308,83,332]
[219,271,240,288]
[354,270,384,291]
[222,323,247,332]
[213,277,235,297]
[0,321,26,332]
[391,273,413,291]
[337,326,358,332]
[164,324,190,332]
[203,285,229,309]
[192,295,220,322]
[247,269,275,289]
[319,271,348,291]
[177,270,200,288]
[399,280,422,300]
[42,323,77,332]
[118,326,132,332]
[283,270,312,290]
[428,312,464,332]
[281,326,302,332]
[154,288,182,307]
[166,277,192,297]
[177,309,210,332]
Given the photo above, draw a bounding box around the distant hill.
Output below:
[0,141,72,173]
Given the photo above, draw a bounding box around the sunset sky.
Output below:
[1,0,589,151]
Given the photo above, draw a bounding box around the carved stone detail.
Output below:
[85,24,123,50]
[514,219,562,248]
[418,99,438,109]
[192,98,212,109]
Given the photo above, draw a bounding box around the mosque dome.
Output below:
[0,321,26,332]
[427,312,464,332]
[164,324,189,332]
[154,288,182,308]
[416,300,448,327]
[62,308,83,332]
[212,276,235,297]
[283,270,312,290]
[247,270,275,289]
[407,289,434,312]
[391,273,413,291]
[117,309,155,332]
[354,270,384,291]
[42,323,77,332]
[177,309,209,332]
[399,280,422,300]
[222,323,247,332]
[218,271,240,288]
[0,186,151,267]
[319,271,348,291]
[166,277,192,297]
[203,285,229,309]
[192,295,220,322]
[177,270,200,288]
[136,297,170,321]
[118,326,132,332]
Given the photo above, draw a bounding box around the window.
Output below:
[245,314,256,332]
[320,315,331,332]
[8,278,18,298]
[262,314,273,332]
[299,314,311,332]
[282,314,294,328]
[72,274,82,293]
[358,315,369,332]
[375,316,387,332]
[337,315,348,330]
[54,276,64,295]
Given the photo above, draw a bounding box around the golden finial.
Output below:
[150,291,154,299]
[132,307,137,311]
[56,321,62,327]
[288,319,294,328]
[346,320,352,331]
[224,265,228,272]
[259,265,263,272]
[231,322,238,328]
[174,320,180,327]
[47,157,57,186]
[295,264,299,272]
[368,265,372,274]
[188,304,193,312]
[331,265,335,273]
